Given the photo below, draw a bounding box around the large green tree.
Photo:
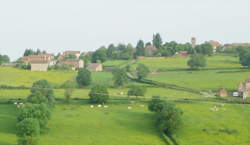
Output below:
[153,33,163,49]
[112,68,128,87]
[136,64,150,80]
[17,118,40,137]
[91,46,107,62]
[76,69,92,87]
[127,85,146,99]
[187,54,206,70]
[136,40,145,56]
[0,54,10,65]
[238,47,250,67]
[31,80,55,107]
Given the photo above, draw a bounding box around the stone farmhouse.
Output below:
[86,63,103,72]
[238,76,250,99]
[217,88,228,97]
[59,59,84,70]
[22,54,55,71]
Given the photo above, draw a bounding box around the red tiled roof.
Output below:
[209,41,221,47]
[64,51,80,55]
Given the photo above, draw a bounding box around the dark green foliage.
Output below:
[79,55,90,68]
[157,102,183,136]
[136,64,150,80]
[136,40,145,56]
[148,96,166,112]
[89,85,109,104]
[92,46,107,63]
[23,49,45,56]
[31,80,55,107]
[153,33,163,49]
[18,136,38,145]
[187,54,206,70]
[17,118,40,137]
[27,92,48,104]
[17,103,50,133]
[118,44,134,60]
[112,68,128,87]
[127,85,146,98]
[238,47,250,67]
[0,54,10,65]
[195,42,213,56]
[76,69,92,87]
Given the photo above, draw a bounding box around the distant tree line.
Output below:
[0,54,10,65]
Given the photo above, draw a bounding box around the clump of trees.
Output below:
[23,49,46,56]
[112,68,128,87]
[89,85,109,104]
[62,80,75,103]
[76,69,92,87]
[16,80,54,145]
[0,54,10,65]
[136,64,149,80]
[148,96,183,136]
[127,85,147,99]
[187,54,206,70]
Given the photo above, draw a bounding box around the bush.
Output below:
[17,118,40,137]
[31,80,55,107]
[187,54,206,70]
[18,137,38,145]
[148,96,166,112]
[76,69,92,87]
[127,85,146,99]
[27,92,48,104]
[157,102,183,136]
[238,47,250,67]
[89,85,109,104]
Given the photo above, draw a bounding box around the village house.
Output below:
[22,54,55,71]
[86,63,103,72]
[238,76,250,99]
[217,88,228,97]
[59,59,84,70]
[208,40,222,53]
[180,51,188,57]
[63,50,81,58]
[145,45,157,57]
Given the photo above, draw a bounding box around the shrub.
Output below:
[17,118,40,137]
[187,54,206,70]
[148,96,166,112]
[89,85,109,104]
[127,85,147,99]
[157,102,183,136]
[76,69,92,87]
[27,92,48,104]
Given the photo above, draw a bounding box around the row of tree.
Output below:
[0,54,10,65]
[16,80,55,145]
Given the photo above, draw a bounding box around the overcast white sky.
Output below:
[0,0,250,60]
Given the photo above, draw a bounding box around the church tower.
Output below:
[191,37,196,48]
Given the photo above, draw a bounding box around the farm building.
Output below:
[238,76,250,99]
[145,45,157,57]
[59,59,84,70]
[208,40,222,53]
[86,63,103,72]
[217,88,228,97]
[180,51,188,57]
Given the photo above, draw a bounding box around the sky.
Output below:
[0,0,249,60]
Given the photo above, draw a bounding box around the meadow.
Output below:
[0,54,250,145]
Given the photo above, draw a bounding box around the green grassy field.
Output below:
[0,54,250,145]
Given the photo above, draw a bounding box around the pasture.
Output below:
[0,54,250,145]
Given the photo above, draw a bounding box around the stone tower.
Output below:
[191,37,196,48]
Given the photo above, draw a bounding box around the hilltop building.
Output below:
[145,45,157,57]
[59,59,84,70]
[63,50,81,58]
[238,76,250,99]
